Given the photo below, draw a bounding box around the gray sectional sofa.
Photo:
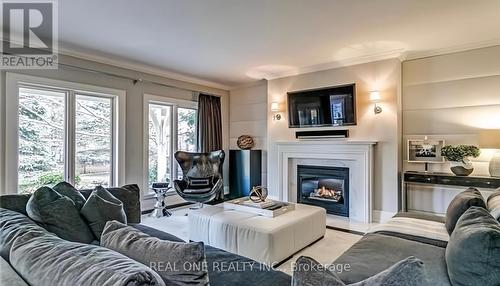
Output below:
[335,212,451,285]
[0,186,291,286]
[1,185,498,285]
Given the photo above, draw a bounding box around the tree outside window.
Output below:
[147,101,197,187]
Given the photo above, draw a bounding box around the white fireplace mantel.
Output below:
[268,139,376,222]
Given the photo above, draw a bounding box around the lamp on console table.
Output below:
[480,130,500,177]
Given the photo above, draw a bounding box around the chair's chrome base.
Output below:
[150,207,172,218]
[189,202,204,210]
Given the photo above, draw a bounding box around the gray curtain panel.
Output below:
[197,94,222,153]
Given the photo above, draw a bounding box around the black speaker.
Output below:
[295,130,349,139]
[229,150,262,199]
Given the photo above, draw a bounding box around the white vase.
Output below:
[489,151,500,177]
[449,160,474,176]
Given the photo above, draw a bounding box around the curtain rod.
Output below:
[58,62,222,97]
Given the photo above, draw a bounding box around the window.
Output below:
[145,94,197,191]
[6,73,125,193]
[18,87,66,192]
[177,107,197,152]
[75,95,113,189]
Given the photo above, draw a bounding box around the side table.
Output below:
[150,182,172,218]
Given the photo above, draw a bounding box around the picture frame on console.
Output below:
[407,138,445,163]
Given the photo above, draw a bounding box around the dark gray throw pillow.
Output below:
[10,231,165,286]
[445,187,486,234]
[25,187,95,243]
[53,181,86,210]
[0,194,31,215]
[101,220,209,286]
[292,256,428,286]
[79,184,142,223]
[81,186,127,239]
[487,189,500,222]
[445,206,500,286]
[0,208,48,262]
[113,184,142,223]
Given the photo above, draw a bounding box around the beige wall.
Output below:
[229,81,268,186]
[267,58,402,215]
[403,45,500,213]
[0,54,230,209]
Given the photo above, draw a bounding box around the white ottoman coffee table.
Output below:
[188,203,326,265]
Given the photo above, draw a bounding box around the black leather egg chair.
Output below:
[172,150,225,208]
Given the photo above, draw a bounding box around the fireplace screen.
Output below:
[297,165,349,217]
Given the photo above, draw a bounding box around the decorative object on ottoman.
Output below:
[249,186,268,202]
[441,145,480,176]
[150,182,171,218]
[237,135,255,150]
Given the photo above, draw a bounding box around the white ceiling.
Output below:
[57,0,500,88]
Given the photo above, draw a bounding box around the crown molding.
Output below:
[229,79,268,91]
[6,38,500,90]
[1,37,230,90]
[264,48,406,81]
[404,39,500,61]
[263,39,500,81]
[57,47,231,91]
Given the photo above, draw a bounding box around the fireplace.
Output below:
[297,165,349,217]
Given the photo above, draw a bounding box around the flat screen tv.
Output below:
[287,84,356,128]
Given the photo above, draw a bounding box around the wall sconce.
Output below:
[369,91,382,114]
[271,102,281,120]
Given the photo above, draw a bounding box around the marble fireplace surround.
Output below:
[270,140,376,223]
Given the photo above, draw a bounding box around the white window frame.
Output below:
[143,93,197,195]
[5,73,126,193]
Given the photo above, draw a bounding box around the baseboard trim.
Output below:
[372,210,396,223]
[326,225,365,236]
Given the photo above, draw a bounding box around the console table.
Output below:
[403,171,500,211]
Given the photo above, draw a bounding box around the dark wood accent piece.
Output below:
[229,150,262,199]
[404,171,500,189]
[403,171,500,211]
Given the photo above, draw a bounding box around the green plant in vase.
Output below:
[441,145,480,176]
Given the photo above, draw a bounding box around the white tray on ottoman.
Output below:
[222,198,295,217]
[188,203,326,265]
